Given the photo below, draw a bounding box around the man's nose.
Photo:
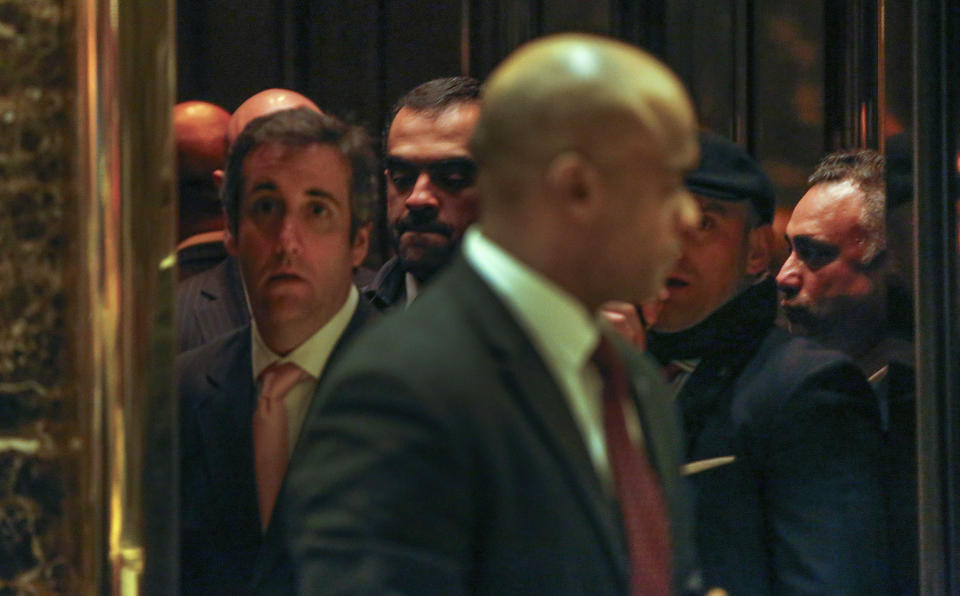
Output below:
[675,191,701,236]
[278,214,302,255]
[405,173,441,212]
[776,252,801,296]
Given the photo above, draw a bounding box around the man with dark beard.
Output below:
[364,76,481,310]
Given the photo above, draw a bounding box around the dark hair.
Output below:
[222,108,376,237]
[384,76,481,148]
[808,149,886,263]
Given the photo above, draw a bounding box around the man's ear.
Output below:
[351,223,372,267]
[224,222,238,256]
[746,223,773,276]
[543,151,603,219]
[213,169,225,189]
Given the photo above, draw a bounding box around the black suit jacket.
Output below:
[177,239,229,280]
[177,256,250,353]
[281,258,701,595]
[361,255,406,312]
[674,326,887,595]
[178,299,373,595]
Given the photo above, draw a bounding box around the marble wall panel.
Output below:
[0,0,77,593]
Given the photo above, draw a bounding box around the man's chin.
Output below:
[781,306,820,336]
[398,245,457,281]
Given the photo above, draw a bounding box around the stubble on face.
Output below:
[386,105,481,281]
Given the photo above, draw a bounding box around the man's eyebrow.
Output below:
[699,201,730,215]
[794,234,835,250]
[305,188,336,200]
[249,181,277,193]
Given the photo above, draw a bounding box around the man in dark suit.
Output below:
[282,34,705,595]
[364,76,482,310]
[644,132,887,593]
[178,107,376,595]
[778,148,915,593]
[176,89,323,352]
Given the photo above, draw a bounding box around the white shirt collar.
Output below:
[462,226,600,373]
[404,272,419,306]
[251,285,359,381]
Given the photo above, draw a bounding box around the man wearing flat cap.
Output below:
[644,131,888,594]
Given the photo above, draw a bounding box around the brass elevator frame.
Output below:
[74,0,177,593]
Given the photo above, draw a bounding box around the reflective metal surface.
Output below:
[75,0,177,593]
[914,1,960,593]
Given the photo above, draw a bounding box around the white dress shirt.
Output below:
[463,226,621,488]
[251,285,359,457]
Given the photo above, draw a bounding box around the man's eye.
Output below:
[250,197,279,215]
[309,202,328,216]
[795,239,839,269]
[699,215,715,231]
[390,173,416,190]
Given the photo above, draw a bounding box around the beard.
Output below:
[392,215,459,282]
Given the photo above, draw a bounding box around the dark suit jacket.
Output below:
[178,300,373,596]
[177,239,229,280]
[281,258,701,595]
[177,256,250,353]
[361,255,406,312]
[676,327,887,595]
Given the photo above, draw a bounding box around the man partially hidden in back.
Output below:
[365,76,481,310]
[778,149,916,594]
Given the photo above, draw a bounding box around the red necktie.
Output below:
[253,361,310,530]
[592,337,672,596]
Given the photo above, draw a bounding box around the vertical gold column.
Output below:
[75,0,176,594]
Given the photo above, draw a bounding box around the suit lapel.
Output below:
[196,257,249,342]
[445,259,628,583]
[616,338,675,478]
[192,329,262,532]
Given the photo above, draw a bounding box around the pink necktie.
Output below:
[592,337,672,596]
[253,361,310,530]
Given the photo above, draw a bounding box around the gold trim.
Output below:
[75,0,176,593]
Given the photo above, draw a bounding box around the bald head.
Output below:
[175,101,230,180]
[471,34,699,201]
[228,89,321,144]
[468,34,701,309]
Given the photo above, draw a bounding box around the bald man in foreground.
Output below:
[283,34,704,595]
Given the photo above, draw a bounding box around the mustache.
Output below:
[393,216,454,237]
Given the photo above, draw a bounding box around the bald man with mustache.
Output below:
[281,34,705,596]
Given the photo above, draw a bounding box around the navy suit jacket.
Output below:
[279,258,702,595]
[178,299,373,595]
[177,256,250,353]
[678,327,888,594]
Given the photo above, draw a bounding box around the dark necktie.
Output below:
[592,336,671,596]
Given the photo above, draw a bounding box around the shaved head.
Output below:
[471,34,699,202]
[469,34,700,309]
[174,101,231,180]
[228,89,322,145]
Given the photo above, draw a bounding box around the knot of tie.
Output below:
[258,361,311,405]
[253,361,310,530]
